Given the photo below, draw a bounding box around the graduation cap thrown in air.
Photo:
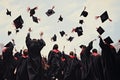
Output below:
[60,31,65,37]
[32,16,40,23]
[46,6,55,16]
[80,7,88,17]
[58,15,63,22]
[67,36,74,42]
[79,20,84,24]
[104,36,113,44]
[6,9,11,16]
[95,11,112,23]
[72,27,83,36]
[16,29,19,33]
[27,7,38,17]
[97,26,105,35]
[13,15,24,29]
[8,31,12,36]
[51,34,57,42]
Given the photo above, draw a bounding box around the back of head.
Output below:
[92,49,97,53]
[53,44,58,50]
[69,51,74,56]
[23,49,28,56]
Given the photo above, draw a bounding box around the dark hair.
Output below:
[53,44,58,49]
[69,51,74,56]
[92,49,97,53]
[23,49,28,56]
[79,45,86,48]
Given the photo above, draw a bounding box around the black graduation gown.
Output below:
[15,56,29,80]
[26,33,46,80]
[90,54,104,80]
[60,52,68,80]
[80,41,93,80]
[64,56,82,80]
[115,49,120,79]
[2,44,16,80]
[47,49,62,79]
[0,58,4,80]
[99,37,117,80]
[74,58,82,80]
[14,50,22,65]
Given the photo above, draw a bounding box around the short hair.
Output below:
[53,44,58,49]
[79,45,86,48]
[69,51,74,56]
[92,49,97,53]
[23,49,28,55]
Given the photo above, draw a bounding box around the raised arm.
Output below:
[99,36,105,49]
[26,33,31,48]
[86,41,93,51]
[25,28,32,48]
[38,39,46,51]
[38,32,46,51]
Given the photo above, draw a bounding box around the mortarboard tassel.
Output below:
[37,18,40,21]
[34,6,38,10]
[95,16,100,19]
[83,6,86,11]
[28,27,32,32]
[72,28,75,32]
[27,7,31,12]
[109,18,112,22]
[52,6,55,10]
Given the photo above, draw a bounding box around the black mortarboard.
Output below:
[32,16,40,23]
[13,15,24,29]
[16,29,19,33]
[80,7,88,17]
[46,6,55,16]
[6,9,11,16]
[79,20,84,24]
[58,15,63,22]
[8,31,12,36]
[4,42,13,47]
[104,36,113,44]
[74,27,83,36]
[67,36,74,42]
[60,31,65,37]
[97,26,105,35]
[51,34,57,41]
[27,7,38,17]
[96,11,112,23]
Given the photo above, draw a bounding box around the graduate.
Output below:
[47,44,62,80]
[2,40,16,80]
[79,41,93,80]
[15,49,29,80]
[99,36,117,80]
[64,51,82,80]
[90,48,104,80]
[26,28,46,80]
[60,51,68,80]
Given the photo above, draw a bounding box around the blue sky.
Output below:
[0,0,120,57]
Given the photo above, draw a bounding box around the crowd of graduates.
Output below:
[0,28,120,80]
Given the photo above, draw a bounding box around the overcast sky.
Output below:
[0,0,120,57]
